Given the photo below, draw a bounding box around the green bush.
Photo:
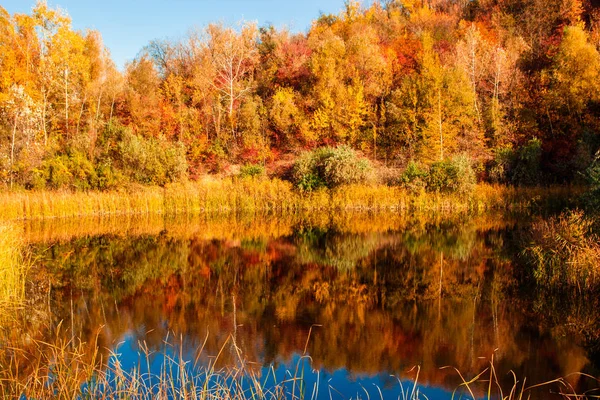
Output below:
[581,151,600,214]
[426,155,476,194]
[399,161,429,192]
[30,151,99,190]
[512,138,542,186]
[487,146,515,184]
[68,151,98,190]
[95,160,124,190]
[239,164,265,179]
[292,151,325,191]
[38,156,72,189]
[292,145,373,191]
[119,131,187,186]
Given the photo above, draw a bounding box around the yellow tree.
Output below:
[269,87,311,146]
[551,25,600,117]
[308,25,369,145]
[125,56,162,136]
[418,32,480,163]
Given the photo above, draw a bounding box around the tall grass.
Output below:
[0,179,582,221]
[522,210,600,291]
[0,330,595,399]
[0,223,27,312]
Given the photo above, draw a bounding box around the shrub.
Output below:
[292,145,373,191]
[523,210,600,290]
[28,151,99,190]
[95,160,124,190]
[512,138,543,186]
[487,146,515,184]
[399,161,429,192]
[239,163,265,179]
[96,121,187,186]
[119,131,187,186]
[39,156,73,189]
[426,155,476,195]
[581,151,600,214]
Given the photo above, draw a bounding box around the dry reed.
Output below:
[0,330,596,399]
[0,180,581,221]
[0,223,27,314]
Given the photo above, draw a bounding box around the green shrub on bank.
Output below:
[428,155,476,194]
[31,151,99,190]
[292,145,373,191]
[239,164,265,179]
[488,146,514,184]
[512,138,542,186]
[400,155,476,194]
[119,131,187,186]
[22,122,187,190]
[486,139,544,186]
[581,151,600,214]
[399,161,428,192]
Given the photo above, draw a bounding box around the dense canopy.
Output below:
[1,0,600,189]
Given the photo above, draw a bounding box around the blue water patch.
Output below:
[85,332,466,399]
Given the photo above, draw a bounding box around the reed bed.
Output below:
[0,330,596,400]
[522,209,600,291]
[0,223,27,314]
[0,179,581,221]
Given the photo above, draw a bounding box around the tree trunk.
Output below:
[95,88,103,123]
[438,88,443,161]
[10,114,18,189]
[64,68,69,138]
[42,90,48,146]
[110,92,116,121]
[76,93,87,137]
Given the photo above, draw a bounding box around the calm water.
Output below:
[9,213,600,398]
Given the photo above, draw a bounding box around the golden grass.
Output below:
[0,179,582,221]
[523,210,600,290]
[0,330,596,400]
[0,223,27,313]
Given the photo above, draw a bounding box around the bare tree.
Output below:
[204,22,259,140]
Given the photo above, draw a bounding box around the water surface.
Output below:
[7,213,600,398]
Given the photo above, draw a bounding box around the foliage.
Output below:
[1,1,600,190]
[118,130,187,186]
[292,145,373,191]
[487,147,515,184]
[238,163,265,179]
[427,156,476,194]
[511,138,543,186]
[581,151,600,214]
[399,161,428,192]
[400,156,476,194]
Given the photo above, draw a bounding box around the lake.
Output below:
[4,212,600,399]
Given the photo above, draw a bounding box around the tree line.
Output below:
[1,0,600,190]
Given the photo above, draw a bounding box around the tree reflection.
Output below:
[3,213,598,395]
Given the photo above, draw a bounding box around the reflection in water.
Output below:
[4,213,600,398]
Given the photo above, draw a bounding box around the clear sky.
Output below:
[2,0,352,70]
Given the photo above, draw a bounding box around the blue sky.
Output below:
[2,0,352,70]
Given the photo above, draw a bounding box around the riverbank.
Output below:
[0,179,580,221]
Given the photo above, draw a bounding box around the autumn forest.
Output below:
[1,0,600,191]
[3,1,600,398]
